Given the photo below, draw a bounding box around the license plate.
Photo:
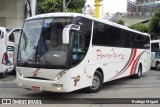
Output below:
[32,86,41,91]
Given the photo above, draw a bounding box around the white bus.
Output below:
[0,27,21,75]
[151,40,160,70]
[16,13,150,93]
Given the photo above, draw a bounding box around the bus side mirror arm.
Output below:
[62,24,80,44]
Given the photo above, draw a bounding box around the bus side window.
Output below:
[151,43,159,52]
[9,33,15,43]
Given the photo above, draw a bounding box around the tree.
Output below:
[37,0,85,14]
[129,23,148,33]
[116,19,124,25]
[38,0,62,13]
[66,0,85,13]
[148,9,160,38]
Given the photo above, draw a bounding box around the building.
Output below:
[136,0,159,3]
[0,0,37,29]
[128,0,160,15]
[0,0,37,45]
[0,0,26,28]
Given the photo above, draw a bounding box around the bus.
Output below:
[0,27,21,75]
[151,40,160,70]
[16,13,150,93]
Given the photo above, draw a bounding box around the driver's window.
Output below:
[73,32,85,52]
[72,32,85,64]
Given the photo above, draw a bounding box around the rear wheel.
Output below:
[156,62,160,71]
[7,67,16,75]
[134,65,142,79]
[86,71,103,93]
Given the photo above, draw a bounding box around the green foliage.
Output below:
[37,0,85,14]
[38,0,62,13]
[129,23,148,33]
[66,0,85,13]
[148,9,160,38]
[116,19,124,25]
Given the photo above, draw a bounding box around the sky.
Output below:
[86,0,133,14]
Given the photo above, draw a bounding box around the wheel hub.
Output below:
[91,76,100,89]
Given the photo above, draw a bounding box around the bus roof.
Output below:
[26,12,149,37]
[151,40,160,43]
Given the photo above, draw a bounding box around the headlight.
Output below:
[17,69,24,77]
[53,70,67,81]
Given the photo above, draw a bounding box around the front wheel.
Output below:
[156,62,160,71]
[86,71,103,93]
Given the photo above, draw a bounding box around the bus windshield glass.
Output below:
[18,17,73,67]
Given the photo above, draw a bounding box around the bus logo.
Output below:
[9,53,12,58]
[32,68,40,77]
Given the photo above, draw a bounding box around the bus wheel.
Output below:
[134,65,142,79]
[86,71,103,93]
[156,62,160,71]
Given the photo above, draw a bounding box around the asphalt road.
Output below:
[0,69,160,106]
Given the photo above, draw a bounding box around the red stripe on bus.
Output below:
[111,48,137,80]
[33,68,40,77]
[124,48,137,71]
[130,51,145,75]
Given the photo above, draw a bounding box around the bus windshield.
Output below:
[18,17,73,67]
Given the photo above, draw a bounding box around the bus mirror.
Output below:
[62,25,70,44]
[62,24,80,44]
[70,24,80,31]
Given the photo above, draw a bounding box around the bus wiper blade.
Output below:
[23,59,30,66]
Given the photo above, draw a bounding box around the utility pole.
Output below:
[95,0,102,18]
[31,0,37,16]
[63,0,66,12]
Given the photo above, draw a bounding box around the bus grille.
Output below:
[25,77,51,81]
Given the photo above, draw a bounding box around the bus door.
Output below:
[151,42,160,67]
[0,27,7,66]
[6,29,21,66]
[5,29,21,66]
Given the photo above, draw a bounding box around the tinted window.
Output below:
[120,30,131,47]
[131,33,150,49]
[9,33,15,42]
[75,17,92,50]
[71,17,92,65]
[144,36,150,49]
[151,43,160,52]
[92,22,131,48]
[92,22,108,46]
[92,21,150,49]
[108,26,122,47]
[72,31,85,65]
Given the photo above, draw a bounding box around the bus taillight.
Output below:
[2,52,6,64]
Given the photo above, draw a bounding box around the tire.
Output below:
[8,67,16,75]
[12,67,16,75]
[134,65,142,79]
[86,71,103,93]
[156,62,160,71]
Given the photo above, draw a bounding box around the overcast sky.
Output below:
[86,0,130,14]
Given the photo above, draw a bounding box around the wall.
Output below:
[0,0,26,28]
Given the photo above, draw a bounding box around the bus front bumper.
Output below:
[16,71,70,93]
